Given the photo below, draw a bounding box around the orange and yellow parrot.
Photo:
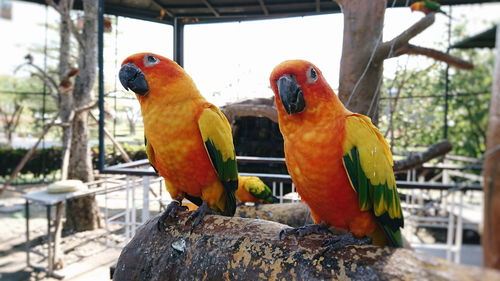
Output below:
[270,60,404,249]
[410,1,447,15]
[119,53,238,230]
[236,176,278,204]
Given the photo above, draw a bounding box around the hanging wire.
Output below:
[347,0,411,111]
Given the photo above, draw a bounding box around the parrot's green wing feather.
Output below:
[244,177,278,203]
[424,0,441,11]
[198,104,238,216]
[342,114,404,247]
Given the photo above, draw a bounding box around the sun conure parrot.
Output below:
[236,176,278,204]
[410,1,447,16]
[269,60,404,249]
[119,53,238,230]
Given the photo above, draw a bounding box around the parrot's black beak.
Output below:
[119,63,149,96]
[277,75,305,115]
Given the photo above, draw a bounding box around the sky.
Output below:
[1,1,500,106]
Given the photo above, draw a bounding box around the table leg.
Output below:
[25,200,30,268]
[47,205,53,276]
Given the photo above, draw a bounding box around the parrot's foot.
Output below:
[279,222,331,240]
[157,200,188,232]
[187,201,215,231]
[321,232,372,253]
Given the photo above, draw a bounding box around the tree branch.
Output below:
[112,213,500,281]
[393,140,453,172]
[74,100,97,113]
[46,0,85,50]
[375,13,435,62]
[395,44,474,70]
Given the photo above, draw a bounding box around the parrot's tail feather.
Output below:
[382,225,403,248]
[223,188,237,216]
[269,195,279,203]
[220,180,237,216]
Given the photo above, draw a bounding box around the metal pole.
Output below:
[97,0,106,171]
[142,176,150,223]
[173,18,184,67]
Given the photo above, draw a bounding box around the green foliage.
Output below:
[0,147,62,178]
[379,47,493,158]
[0,145,148,181]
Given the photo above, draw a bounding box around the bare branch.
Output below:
[375,13,435,61]
[1,113,60,196]
[45,0,85,50]
[393,140,453,172]
[395,44,474,70]
[75,101,98,113]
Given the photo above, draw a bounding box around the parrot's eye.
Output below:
[144,55,159,67]
[307,67,318,83]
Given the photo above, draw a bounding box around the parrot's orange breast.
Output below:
[142,99,217,197]
[281,114,376,235]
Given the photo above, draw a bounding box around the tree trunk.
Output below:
[58,0,74,180]
[336,0,386,120]
[113,213,500,281]
[483,23,500,270]
[64,0,100,232]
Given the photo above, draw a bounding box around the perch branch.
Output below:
[235,202,312,228]
[112,213,500,281]
[393,139,452,172]
[395,44,474,70]
[375,13,435,61]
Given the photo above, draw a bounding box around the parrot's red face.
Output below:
[269,60,329,115]
[119,52,184,97]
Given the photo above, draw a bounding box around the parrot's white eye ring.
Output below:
[144,54,159,67]
[307,67,318,83]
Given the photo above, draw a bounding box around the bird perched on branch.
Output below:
[270,60,404,249]
[410,1,448,16]
[119,53,238,230]
[236,176,278,204]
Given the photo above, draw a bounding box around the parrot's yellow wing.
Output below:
[342,114,404,247]
[198,104,238,216]
[241,176,278,203]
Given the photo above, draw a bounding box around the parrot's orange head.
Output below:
[119,52,185,98]
[410,2,422,11]
[270,60,333,115]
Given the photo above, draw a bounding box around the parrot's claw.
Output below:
[321,232,372,253]
[187,201,215,232]
[157,200,188,232]
[279,222,331,240]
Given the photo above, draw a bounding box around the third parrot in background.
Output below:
[270,60,404,249]
[119,53,238,230]
[410,1,447,15]
[236,176,278,204]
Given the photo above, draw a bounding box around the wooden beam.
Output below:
[258,0,269,15]
[201,0,220,17]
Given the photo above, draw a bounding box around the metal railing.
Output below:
[100,156,483,263]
